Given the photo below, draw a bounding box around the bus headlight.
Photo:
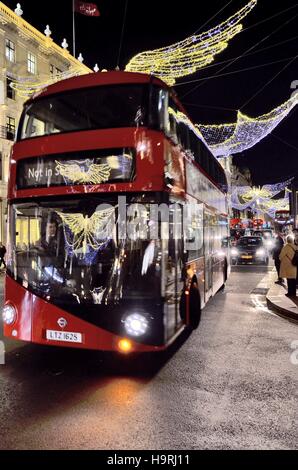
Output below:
[124,313,148,337]
[2,304,17,325]
[256,249,265,257]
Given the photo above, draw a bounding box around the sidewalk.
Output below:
[266,279,298,323]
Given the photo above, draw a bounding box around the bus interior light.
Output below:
[2,304,17,325]
[124,313,148,337]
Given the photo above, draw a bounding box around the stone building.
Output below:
[0,1,91,241]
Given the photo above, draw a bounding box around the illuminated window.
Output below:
[5,39,15,62]
[6,77,15,100]
[6,116,15,141]
[27,52,37,74]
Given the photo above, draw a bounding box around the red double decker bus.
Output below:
[3,71,229,353]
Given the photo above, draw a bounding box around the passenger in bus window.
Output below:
[35,218,61,257]
[0,242,6,269]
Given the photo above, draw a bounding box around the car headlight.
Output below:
[124,313,148,337]
[2,304,17,325]
[231,248,238,256]
[256,249,265,256]
[265,240,274,248]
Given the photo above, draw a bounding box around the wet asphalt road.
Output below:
[0,265,297,450]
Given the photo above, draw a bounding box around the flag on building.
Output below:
[75,1,100,17]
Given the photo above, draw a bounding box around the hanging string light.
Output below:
[260,197,290,217]
[198,93,298,157]
[9,66,85,99]
[230,180,292,210]
[125,0,257,85]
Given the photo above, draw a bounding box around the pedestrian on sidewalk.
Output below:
[272,232,284,283]
[279,235,297,298]
[0,241,6,269]
[293,228,298,287]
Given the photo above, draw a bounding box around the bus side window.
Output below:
[198,140,209,173]
[168,113,178,144]
[177,121,190,153]
[165,99,179,145]
[184,204,204,262]
[150,87,169,132]
[189,130,199,162]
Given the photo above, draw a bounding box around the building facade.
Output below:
[0,1,91,242]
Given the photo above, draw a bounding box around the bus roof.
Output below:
[30,71,170,101]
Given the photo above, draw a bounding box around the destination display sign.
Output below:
[16,148,135,189]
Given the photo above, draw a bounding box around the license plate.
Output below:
[46,330,82,343]
[241,255,252,259]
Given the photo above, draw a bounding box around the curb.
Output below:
[266,284,298,323]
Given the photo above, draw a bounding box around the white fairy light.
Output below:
[198,94,298,157]
[231,181,292,211]
[10,66,84,98]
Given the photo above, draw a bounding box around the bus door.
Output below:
[161,204,184,341]
[204,210,213,302]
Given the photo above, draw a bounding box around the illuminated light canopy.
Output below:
[198,93,298,157]
[231,181,291,211]
[9,67,86,98]
[125,0,257,85]
[259,197,290,217]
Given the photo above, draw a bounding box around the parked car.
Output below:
[231,236,269,265]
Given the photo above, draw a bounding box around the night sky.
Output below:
[3,0,298,185]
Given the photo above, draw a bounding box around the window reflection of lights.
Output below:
[56,207,115,254]
[44,266,64,284]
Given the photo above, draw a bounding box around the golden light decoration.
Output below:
[260,197,290,216]
[56,207,115,254]
[241,187,273,203]
[198,93,298,157]
[125,0,257,85]
[55,160,112,185]
[231,181,291,211]
[9,67,84,99]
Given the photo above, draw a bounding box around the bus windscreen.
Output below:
[18,84,148,140]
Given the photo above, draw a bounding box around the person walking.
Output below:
[279,235,297,297]
[272,232,284,283]
[0,242,6,269]
[293,228,298,287]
